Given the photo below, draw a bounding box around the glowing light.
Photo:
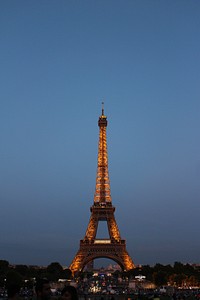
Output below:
[94,239,111,244]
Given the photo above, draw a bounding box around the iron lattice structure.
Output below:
[69,105,135,274]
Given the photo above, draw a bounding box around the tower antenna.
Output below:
[102,101,104,115]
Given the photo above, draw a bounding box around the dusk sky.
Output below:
[0,1,200,268]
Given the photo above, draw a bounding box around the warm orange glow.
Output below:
[94,120,112,203]
[69,108,135,275]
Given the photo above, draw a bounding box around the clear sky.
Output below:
[0,0,200,268]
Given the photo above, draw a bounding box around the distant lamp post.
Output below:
[135,275,146,281]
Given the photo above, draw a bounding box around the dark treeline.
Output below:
[0,260,72,289]
[126,262,200,287]
[0,260,199,288]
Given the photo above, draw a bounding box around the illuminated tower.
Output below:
[69,104,135,274]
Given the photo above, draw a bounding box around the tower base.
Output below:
[70,239,135,275]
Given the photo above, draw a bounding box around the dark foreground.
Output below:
[78,291,200,300]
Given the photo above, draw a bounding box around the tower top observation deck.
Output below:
[98,102,107,127]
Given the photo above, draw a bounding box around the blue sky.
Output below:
[0,0,200,268]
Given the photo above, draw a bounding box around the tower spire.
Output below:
[95,103,111,204]
[102,101,104,115]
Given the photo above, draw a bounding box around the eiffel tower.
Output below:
[69,104,135,274]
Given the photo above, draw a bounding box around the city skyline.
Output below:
[0,1,200,267]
